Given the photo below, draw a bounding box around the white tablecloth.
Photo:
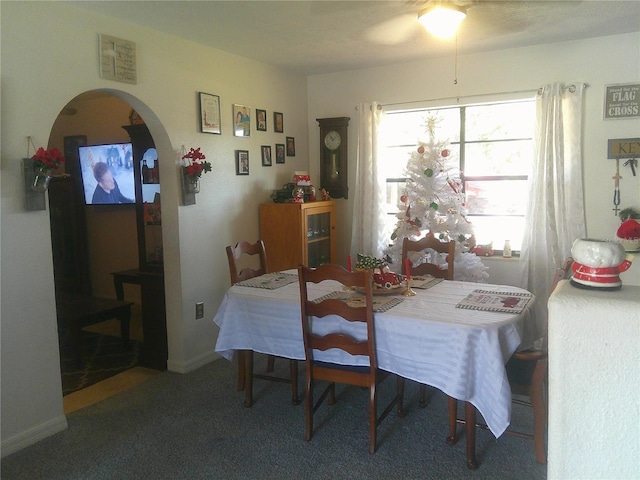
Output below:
[214,271,536,437]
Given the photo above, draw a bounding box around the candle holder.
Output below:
[402,278,416,296]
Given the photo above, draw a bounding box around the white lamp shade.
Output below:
[418,5,466,39]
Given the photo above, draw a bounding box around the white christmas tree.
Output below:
[385,116,488,283]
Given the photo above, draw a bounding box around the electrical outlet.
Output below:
[195,302,204,319]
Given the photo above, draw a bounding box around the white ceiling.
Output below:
[70,0,640,76]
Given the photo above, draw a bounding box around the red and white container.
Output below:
[570,238,634,289]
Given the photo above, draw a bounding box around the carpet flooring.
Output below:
[2,357,547,479]
[59,329,141,396]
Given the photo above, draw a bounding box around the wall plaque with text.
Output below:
[99,34,137,84]
[604,83,639,119]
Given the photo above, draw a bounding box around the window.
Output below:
[379,99,535,253]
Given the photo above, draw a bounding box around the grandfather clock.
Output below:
[317,117,349,199]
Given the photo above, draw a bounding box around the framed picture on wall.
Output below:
[256,109,267,131]
[275,143,285,164]
[199,92,221,134]
[273,112,284,133]
[236,150,249,175]
[286,136,295,157]
[261,145,272,166]
[233,104,251,137]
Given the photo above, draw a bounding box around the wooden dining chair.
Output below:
[401,236,455,280]
[297,264,405,454]
[448,257,574,466]
[402,236,455,406]
[226,240,298,407]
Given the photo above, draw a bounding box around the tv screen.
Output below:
[78,143,136,205]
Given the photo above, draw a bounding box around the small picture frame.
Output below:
[286,136,296,157]
[275,144,285,164]
[261,145,272,166]
[233,104,251,137]
[274,112,284,133]
[256,109,267,131]
[236,150,249,175]
[199,92,221,134]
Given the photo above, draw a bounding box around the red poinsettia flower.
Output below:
[616,219,640,240]
[32,147,65,170]
[182,147,211,178]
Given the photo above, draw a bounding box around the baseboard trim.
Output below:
[166,350,221,374]
[1,414,68,458]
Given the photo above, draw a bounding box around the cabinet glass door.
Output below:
[306,211,331,267]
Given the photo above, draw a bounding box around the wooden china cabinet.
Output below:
[259,200,336,272]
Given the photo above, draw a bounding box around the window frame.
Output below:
[381,97,535,255]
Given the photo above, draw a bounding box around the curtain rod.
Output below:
[376,83,588,109]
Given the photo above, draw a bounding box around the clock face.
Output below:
[324,131,341,151]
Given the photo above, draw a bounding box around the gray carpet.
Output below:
[1,357,546,479]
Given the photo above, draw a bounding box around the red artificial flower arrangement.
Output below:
[616,219,640,240]
[32,147,65,170]
[182,147,212,178]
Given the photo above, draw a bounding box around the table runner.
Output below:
[456,289,533,314]
[314,290,404,312]
[235,272,297,289]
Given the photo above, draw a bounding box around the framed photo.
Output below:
[236,150,249,175]
[261,145,272,166]
[233,104,251,137]
[199,92,221,134]
[273,112,284,133]
[286,136,295,157]
[275,144,285,164]
[256,109,267,131]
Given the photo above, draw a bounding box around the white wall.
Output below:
[1,1,308,455]
[2,0,639,457]
[307,32,640,287]
[548,282,640,479]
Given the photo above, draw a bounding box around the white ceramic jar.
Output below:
[571,238,626,267]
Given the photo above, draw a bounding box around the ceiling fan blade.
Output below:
[364,13,422,45]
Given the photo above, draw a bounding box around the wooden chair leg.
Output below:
[243,350,254,408]
[531,360,548,464]
[290,360,300,405]
[418,384,427,407]
[369,383,377,454]
[305,377,313,442]
[267,355,275,372]
[397,376,405,417]
[446,397,458,445]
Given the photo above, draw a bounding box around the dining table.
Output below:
[213,269,536,467]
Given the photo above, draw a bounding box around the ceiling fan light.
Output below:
[418,5,467,39]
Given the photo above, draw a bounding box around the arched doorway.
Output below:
[49,90,169,401]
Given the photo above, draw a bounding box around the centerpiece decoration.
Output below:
[182,146,211,194]
[31,146,65,192]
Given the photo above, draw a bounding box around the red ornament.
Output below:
[400,195,407,203]
[441,149,450,157]
[417,146,425,154]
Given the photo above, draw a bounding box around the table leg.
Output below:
[446,397,458,445]
[243,350,254,408]
[465,401,479,470]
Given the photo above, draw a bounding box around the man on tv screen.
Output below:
[92,162,134,204]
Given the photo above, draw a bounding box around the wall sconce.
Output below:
[418,4,467,39]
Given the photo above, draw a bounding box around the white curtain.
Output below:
[520,83,586,337]
[350,102,388,258]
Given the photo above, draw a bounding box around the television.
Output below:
[78,143,136,205]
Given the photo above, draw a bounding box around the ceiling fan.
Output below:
[362,0,583,46]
